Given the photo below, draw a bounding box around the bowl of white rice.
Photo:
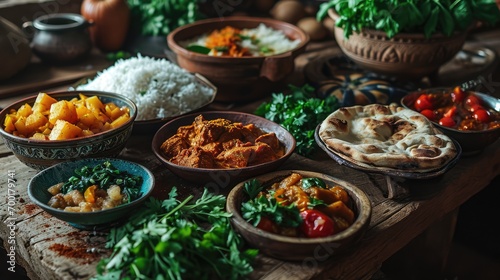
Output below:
[75,55,216,133]
[167,16,309,103]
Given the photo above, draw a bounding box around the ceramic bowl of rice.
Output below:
[166,16,309,103]
[75,55,217,133]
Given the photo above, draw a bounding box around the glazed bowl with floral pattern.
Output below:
[0,90,137,170]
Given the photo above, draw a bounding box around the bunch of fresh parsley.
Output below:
[317,0,500,39]
[93,187,257,280]
[255,84,339,157]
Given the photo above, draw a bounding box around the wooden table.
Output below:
[1,29,499,280]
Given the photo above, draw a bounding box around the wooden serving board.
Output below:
[0,50,112,99]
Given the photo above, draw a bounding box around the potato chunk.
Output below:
[48,120,82,140]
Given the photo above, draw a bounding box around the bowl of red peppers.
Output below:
[226,170,371,261]
[401,87,500,155]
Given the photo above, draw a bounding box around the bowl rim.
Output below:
[226,169,372,244]
[0,90,138,143]
[400,87,500,135]
[167,16,310,61]
[27,157,155,217]
[151,110,296,172]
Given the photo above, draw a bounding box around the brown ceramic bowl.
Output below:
[226,170,372,261]
[328,9,468,80]
[401,88,500,156]
[166,16,309,103]
[151,111,295,188]
[0,90,137,170]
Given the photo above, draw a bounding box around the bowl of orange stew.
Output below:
[151,111,296,187]
[401,87,500,155]
[226,170,372,261]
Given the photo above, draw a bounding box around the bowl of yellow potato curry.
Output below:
[0,90,137,170]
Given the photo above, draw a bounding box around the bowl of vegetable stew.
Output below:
[166,16,309,102]
[401,87,500,156]
[28,158,155,229]
[0,90,137,170]
[226,170,372,261]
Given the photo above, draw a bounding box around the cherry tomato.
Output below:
[299,209,335,238]
[469,104,484,113]
[256,216,278,233]
[439,116,456,128]
[414,94,434,112]
[420,109,436,120]
[451,86,465,103]
[473,109,490,123]
[465,94,481,107]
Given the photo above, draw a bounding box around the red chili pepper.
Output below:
[299,209,335,238]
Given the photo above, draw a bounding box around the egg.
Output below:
[297,17,328,41]
[270,0,305,24]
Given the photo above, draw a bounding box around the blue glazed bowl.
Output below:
[27,158,155,229]
[0,90,137,170]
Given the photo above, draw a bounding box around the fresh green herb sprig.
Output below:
[60,161,142,202]
[255,84,339,157]
[93,187,257,280]
[241,179,302,228]
[127,0,204,36]
[317,0,500,39]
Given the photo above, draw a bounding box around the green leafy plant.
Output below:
[93,187,257,280]
[127,0,204,36]
[317,0,500,38]
[255,84,339,157]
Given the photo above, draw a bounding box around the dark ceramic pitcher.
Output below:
[23,13,92,64]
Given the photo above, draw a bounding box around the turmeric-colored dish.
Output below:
[241,172,355,238]
[159,114,285,168]
[3,92,130,140]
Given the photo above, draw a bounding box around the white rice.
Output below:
[181,23,301,56]
[76,55,214,121]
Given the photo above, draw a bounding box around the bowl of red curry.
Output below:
[151,111,296,188]
[226,170,372,261]
[401,86,500,155]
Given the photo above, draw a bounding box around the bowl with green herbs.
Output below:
[317,0,500,80]
[226,170,372,261]
[27,158,155,229]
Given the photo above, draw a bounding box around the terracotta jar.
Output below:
[23,13,92,64]
[328,9,468,81]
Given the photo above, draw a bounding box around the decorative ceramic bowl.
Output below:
[0,90,137,170]
[151,111,296,189]
[401,88,500,156]
[328,9,468,80]
[27,158,155,229]
[226,170,372,261]
[166,16,309,102]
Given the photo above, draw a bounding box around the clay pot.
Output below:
[328,9,468,81]
[167,16,309,103]
[23,13,92,65]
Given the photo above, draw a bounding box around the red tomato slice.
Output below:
[256,216,278,233]
[444,106,457,118]
[439,116,456,128]
[414,94,434,112]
